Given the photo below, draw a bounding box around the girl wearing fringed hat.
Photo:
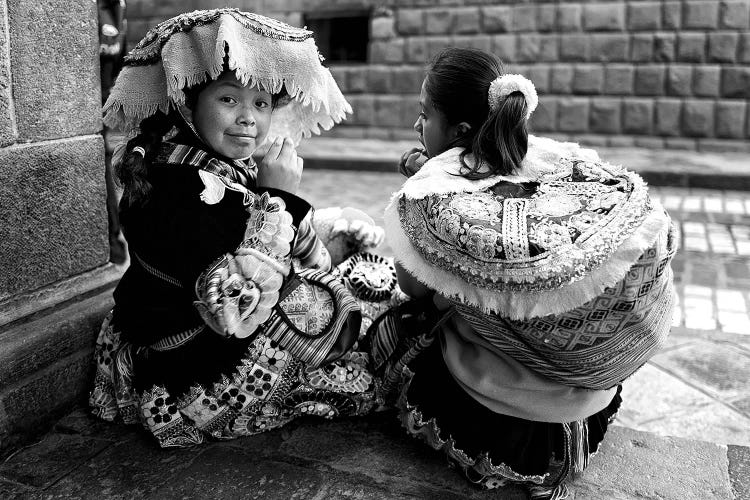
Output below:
[368,48,676,499]
[89,9,388,448]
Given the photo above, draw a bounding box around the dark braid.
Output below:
[117,111,176,207]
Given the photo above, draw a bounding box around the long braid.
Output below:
[117,111,175,207]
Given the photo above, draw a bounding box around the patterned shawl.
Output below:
[384,136,676,389]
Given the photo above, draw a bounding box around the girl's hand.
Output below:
[398,147,428,177]
[253,137,303,194]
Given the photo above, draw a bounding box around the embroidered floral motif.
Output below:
[241,364,280,401]
[245,192,295,257]
[296,402,336,418]
[258,339,291,374]
[448,192,502,223]
[91,302,378,448]
[529,193,582,218]
[465,225,499,260]
[194,252,284,339]
[587,191,627,212]
[573,159,625,182]
[141,387,181,431]
[568,211,603,234]
[398,155,651,293]
[304,352,373,393]
[180,388,229,429]
[338,253,397,301]
[436,209,463,241]
[529,222,572,250]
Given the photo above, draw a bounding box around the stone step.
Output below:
[296,137,750,191]
[0,408,746,499]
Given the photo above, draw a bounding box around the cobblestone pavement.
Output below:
[299,170,750,447]
[1,170,747,500]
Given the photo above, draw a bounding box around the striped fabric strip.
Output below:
[164,144,256,185]
[367,312,401,371]
[264,268,358,367]
[380,332,435,398]
[293,216,332,271]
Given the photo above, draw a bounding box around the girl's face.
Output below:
[414,78,454,158]
[191,72,273,160]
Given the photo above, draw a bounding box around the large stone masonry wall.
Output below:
[127,0,750,152]
[0,0,118,453]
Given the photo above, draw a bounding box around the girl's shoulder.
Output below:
[386,137,669,318]
[148,142,254,203]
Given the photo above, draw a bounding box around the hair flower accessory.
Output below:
[488,74,538,119]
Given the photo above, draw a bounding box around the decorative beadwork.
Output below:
[338,252,397,301]
[398,155,653,292]
[304,352,373,393]
[501,199,530,260]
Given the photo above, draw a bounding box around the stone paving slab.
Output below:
[728,444,750,500]
[2,408,745,500]
[651,341,750,402]
[617,363,750,447]
[571,427,734,500]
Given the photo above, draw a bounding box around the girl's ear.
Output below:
[455,122,472,137]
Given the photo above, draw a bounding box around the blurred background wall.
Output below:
[126,0,750,152]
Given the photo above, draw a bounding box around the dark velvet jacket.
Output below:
[112,140,311,393]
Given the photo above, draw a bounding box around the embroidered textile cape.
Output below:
[384,136,676,389]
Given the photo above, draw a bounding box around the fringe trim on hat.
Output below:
[103,11,351,143]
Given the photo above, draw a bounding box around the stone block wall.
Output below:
[125,0,750,151]
[0,0,118,453]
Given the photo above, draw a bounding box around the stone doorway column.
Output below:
[0,0,121,453]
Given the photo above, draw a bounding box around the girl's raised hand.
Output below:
[253,137,303,194]
[398,147,428,177]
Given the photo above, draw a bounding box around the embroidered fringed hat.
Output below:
[103,9,351,143]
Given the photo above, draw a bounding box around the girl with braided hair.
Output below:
[371,47,676,499]
[89,9,386,448]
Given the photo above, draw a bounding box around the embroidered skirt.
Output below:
[89,312,378,448]
[366,304,622,500]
